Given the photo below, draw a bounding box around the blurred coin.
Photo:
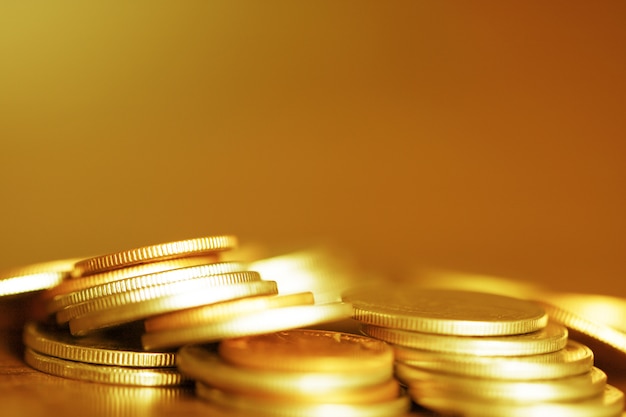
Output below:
[414,383,624,417]
[342,285,547,336]
[24,348,186,386]
[73,235,237,276]
[399,363,607,403]
[145,292,315,332]
[392,339,593,380]
[177,346,394,397]
[218,329,393,373]
[142,302,352,350]
[49,266,253,314]
[543,292,626,333]
[0,258,80,298]
[362,321,568,356]
[23,321,176,367]
[69,280,278,336]
[57,271,263,325]
[194,382,411,417]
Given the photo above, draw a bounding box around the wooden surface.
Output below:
[3,293,626,417]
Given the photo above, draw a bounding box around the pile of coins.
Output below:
[342,284,625,416]
[176,329,411,416]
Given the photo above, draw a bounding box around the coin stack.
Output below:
[176,329,412,417]
[342,284,625,417]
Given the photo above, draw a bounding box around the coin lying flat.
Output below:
[24,348,186,386]
[361,321,568,356]
[69,280,278,336]
[218,329,393,373]
[0,258,80,297]
[415,383,624,417]
[392,340,594,380]
[177,346,394,396]
[144,292,315,333]
[57,271,263,325]
[342,285,548,336]
[49,266,253,314]
[398,363,607,403]
[73,235,237,276]
[142,302,352,350]
[195,383,411,417]
[23,321,176,367]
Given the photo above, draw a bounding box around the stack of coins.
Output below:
[176,329,412,417]
[342,284,625,417]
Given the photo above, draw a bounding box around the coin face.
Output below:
[218,329,393,373]
[342,285,548,336]
[73,235,238,276]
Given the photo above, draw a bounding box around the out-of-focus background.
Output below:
[1,1,624,295]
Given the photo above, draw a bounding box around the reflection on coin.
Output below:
[392,340,594,380]
[57,272,263,325]
[542,292,626,333]
[144,292,315,333]
[23,321,176,367]
[74,235,237,276]
[142,302,352,350]
[195,383,411,417]
[415,383,624,417]
[361,321,568,356]
[342,285,547,336]
[0,258,80,297]
[49,267,254,314]
[398,363,607,403]
[69,280,278,336]
[177,346,393,396]
[24,348,186,386]
[43,256,230,302]
[218,329,393,373]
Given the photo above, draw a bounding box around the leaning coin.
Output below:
[74,235,237,276]
[142,302,352,350]
[361,321,568,356]
[342,285,547,336]
[0,258,80,298]
[392,339,594,380]
[24,348,186,386]
[23,321,176,367]
[69,280,278,336]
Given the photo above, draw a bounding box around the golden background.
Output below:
[1,2,624,295]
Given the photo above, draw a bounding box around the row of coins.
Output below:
[342,284,625,416]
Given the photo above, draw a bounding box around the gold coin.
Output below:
[177,346,394,396]
[194,383,411,417]
[24,348,186,386]
[73,235,237,276]
[0,258,79,297]
[144,292,315,333]
[218,329,393,373]
[342,285,548,336]
[56,271,262,324]
[536,298,626,358]
[362,321,568,356]
[399,363,607,403]
[48,263,251,314]
[542,292,626,333]
[142,302,352,350]
[42,256,231,303]
[23,321,176,367]
[414,383,624,417]
[70,280,278,336]
[393,340,594,380]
